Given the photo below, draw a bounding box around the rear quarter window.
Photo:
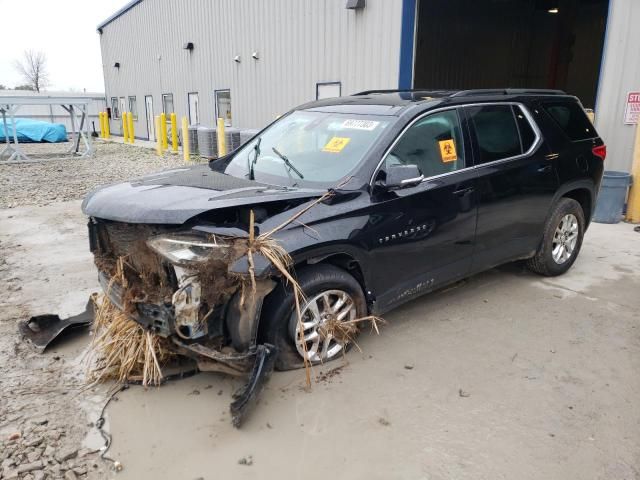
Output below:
[541,101,596,141]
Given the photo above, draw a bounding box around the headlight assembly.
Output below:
[146,234,229,266]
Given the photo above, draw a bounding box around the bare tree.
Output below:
[13,50,50,93]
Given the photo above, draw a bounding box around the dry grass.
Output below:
[319,315,385,353]
[85,259,174,386]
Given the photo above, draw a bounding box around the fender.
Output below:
[551,178,597,223]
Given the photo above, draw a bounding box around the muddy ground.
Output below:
[1,146,639,479]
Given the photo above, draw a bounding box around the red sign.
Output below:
[624,91,640,124]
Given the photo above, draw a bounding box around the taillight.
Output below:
[592,145,606,161]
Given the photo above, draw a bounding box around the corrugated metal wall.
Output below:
[99,0,403,138]
[594,0,640,173]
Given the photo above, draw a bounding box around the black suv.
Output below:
[84,89,604,418]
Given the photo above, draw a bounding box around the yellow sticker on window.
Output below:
[322,137,351,153]
[438,139,457,163]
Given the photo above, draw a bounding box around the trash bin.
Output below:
[593,171,632,224]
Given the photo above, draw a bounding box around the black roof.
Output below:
[298,88,572,116]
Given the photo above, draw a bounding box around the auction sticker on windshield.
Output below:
[341,119,379,131]
[323,137,351,153]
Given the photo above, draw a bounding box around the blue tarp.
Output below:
[0,118,68,143]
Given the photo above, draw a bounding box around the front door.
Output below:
[465,103,558,272]
[145,95,155,141]
[188,92,199,125]
[366,107,478,312]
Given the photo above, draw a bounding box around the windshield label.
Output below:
[322,137,351,153]
[341,119,379,131]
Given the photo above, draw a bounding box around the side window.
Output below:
[385,109,465,178]
[542,102,596,141]
[514,106,537,152]
[468,105,521,164]
[110,97,119,119]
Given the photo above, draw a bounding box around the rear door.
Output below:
[366,107,478,311]
[466,103,558,272]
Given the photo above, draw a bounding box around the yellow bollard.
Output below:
[181,116,190,163]
[155,116,163,155]
[217,117,226,157]
[105,112,110,139]
[626,121,640,223]
[160,113,168,150]
[170,113,178,153]
[128,111,135,144]
[122,112,130,143]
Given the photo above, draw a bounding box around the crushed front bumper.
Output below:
[99,271,175,336]
[97,270,277,427]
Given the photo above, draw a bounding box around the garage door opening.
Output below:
[413,0,609,108]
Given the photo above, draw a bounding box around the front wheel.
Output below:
[259,264,367,371]
[526,198,585,276]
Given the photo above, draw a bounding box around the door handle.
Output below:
[537,165,552,173]
[453,186,474,196]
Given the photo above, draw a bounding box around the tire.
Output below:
[259,264,367,371]
[526,198,585,276]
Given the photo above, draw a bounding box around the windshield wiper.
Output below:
[271,147,304,179]
[247,136,261,180]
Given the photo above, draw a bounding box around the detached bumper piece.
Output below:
[230,343,277,428]
[19,299,94,352]
[172,338,277,427]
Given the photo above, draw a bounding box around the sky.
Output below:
[0,0,128,93]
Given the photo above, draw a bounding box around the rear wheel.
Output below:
[260,264,367,371]
[526,198,585,276]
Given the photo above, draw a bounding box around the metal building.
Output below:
[98,0,640,172]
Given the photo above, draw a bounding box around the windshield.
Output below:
[223,111,392,188]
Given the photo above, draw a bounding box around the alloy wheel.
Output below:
[290,289,357,362]
[551,213,579,264]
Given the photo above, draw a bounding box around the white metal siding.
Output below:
[594,0,640,173]
[99,0,403,138]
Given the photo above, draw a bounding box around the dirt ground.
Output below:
[1,180,639,478]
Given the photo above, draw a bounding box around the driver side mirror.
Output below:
[384,164,424,190]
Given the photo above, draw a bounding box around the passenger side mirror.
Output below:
[384,164,424,190]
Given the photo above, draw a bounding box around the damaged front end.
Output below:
[88,218,278,427]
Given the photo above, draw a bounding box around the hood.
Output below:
[82,164,325,224]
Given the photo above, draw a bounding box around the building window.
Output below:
[188,92,199,125]
[111,97,119,119]
[215,89,232,126]
[162,93,174,117]
[119,97,126,120]
[128,96,138,120]
[316,82,341,100]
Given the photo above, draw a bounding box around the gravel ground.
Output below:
[0,141,190,209]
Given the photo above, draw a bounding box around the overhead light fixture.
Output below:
[113,62,120,68]
[183,42,194,51]
[548,7,559,13]
[233,55,241,63]
[252,51,259,60]
[346,0,365,9]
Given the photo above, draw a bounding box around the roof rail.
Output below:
[450,88,566,97]
[352,89,424,96]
